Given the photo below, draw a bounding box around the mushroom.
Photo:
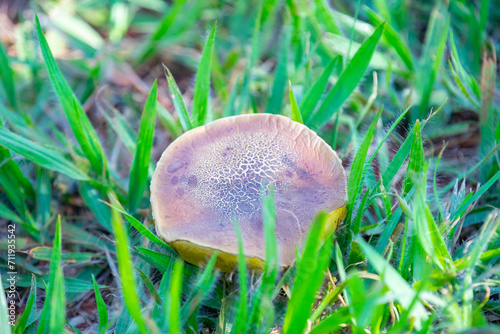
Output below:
[150,114,347,272]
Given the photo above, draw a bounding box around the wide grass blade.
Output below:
[181,253,218,323]
[168,259,184,333]
[14,278,36,334]
[193,23,217,126]
[310,307,350,334]
[36,216,64,334]
[265,29,289,115]
[413,167,454,273]
[342,108,382,250]
[107,200,176,254]
[300,56,339,120]
[414,3,449,121]
[248,186,279,331]
[128,80,157,212]
[0,41,17,109]
[79,183,112,231]
[92,274,109,334]
[0,127,89,181]
[0,117,35,203]
[232,217,248,334]
[109,194,148,334]
[307,23,384,129]
[36,15,107,178]
[237,5,263,115]
[0,144,30,217]
[0,203,23,223]
[165,67,193,132]
[262,186,279,283]
[365,7,414,71]
[283,212,332,334]
[357,237,428,329]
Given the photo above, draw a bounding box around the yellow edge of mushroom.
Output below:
[169,204,347,273]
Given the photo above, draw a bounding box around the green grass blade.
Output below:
[92,273,109,334]
[47,5,104,51]
[307,23,384,129]
[479,51,496,183]
[168,259,184,334]
[0,41,17,109]
[414,4,449,121]
[99,97,137,153]
[288,81,303,123]
[262,186,278,285]
[36,167,51,227]
[310,307,350,334]
[48,268,65,333]
[109,0,131,43]
[107,200,176,254]
[181,253,218,322]
[448,32,480,106]
[136,247,172,274]
[137,0,188,62]
[283,212,332,334]
[450,170,500,221]
[466,210,500,272]
[309,280,348,323]
[381,132,413,190]
[193,23,217,126]
[248,186,279,330]
[14,278,36,334]
[413,168,454,272]
[300,56,339,120]
[128,80,157,212]
[0,202,21,223]
[462,210,499,324]
[135,266,163,304]
[157,104,183,139]
[367,105,411,164]
[313,0,342,35]
[265,29,289,115]
[0,127,89,181]
[357,237,428,329]
[439,143,500,195]
[365,7,414,71]
[79,183,112,231]
[402,120,424,196]
[36,216,64,334]
[342,108,382,249]
[238,5,263,115]
[29,247,101,263]
[0,150,28,217]
[232,217,248,334]
[109,194,148,334]
[35,16,107,177]
[164,66,193,132]
[0,119,35,202]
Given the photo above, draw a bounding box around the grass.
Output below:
[0,0,499,333]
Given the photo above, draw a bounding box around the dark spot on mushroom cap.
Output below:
[168,161,185,173]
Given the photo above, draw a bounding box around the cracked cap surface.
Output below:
[151,114,347,267]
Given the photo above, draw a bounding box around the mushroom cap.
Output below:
[151,114,347,269]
